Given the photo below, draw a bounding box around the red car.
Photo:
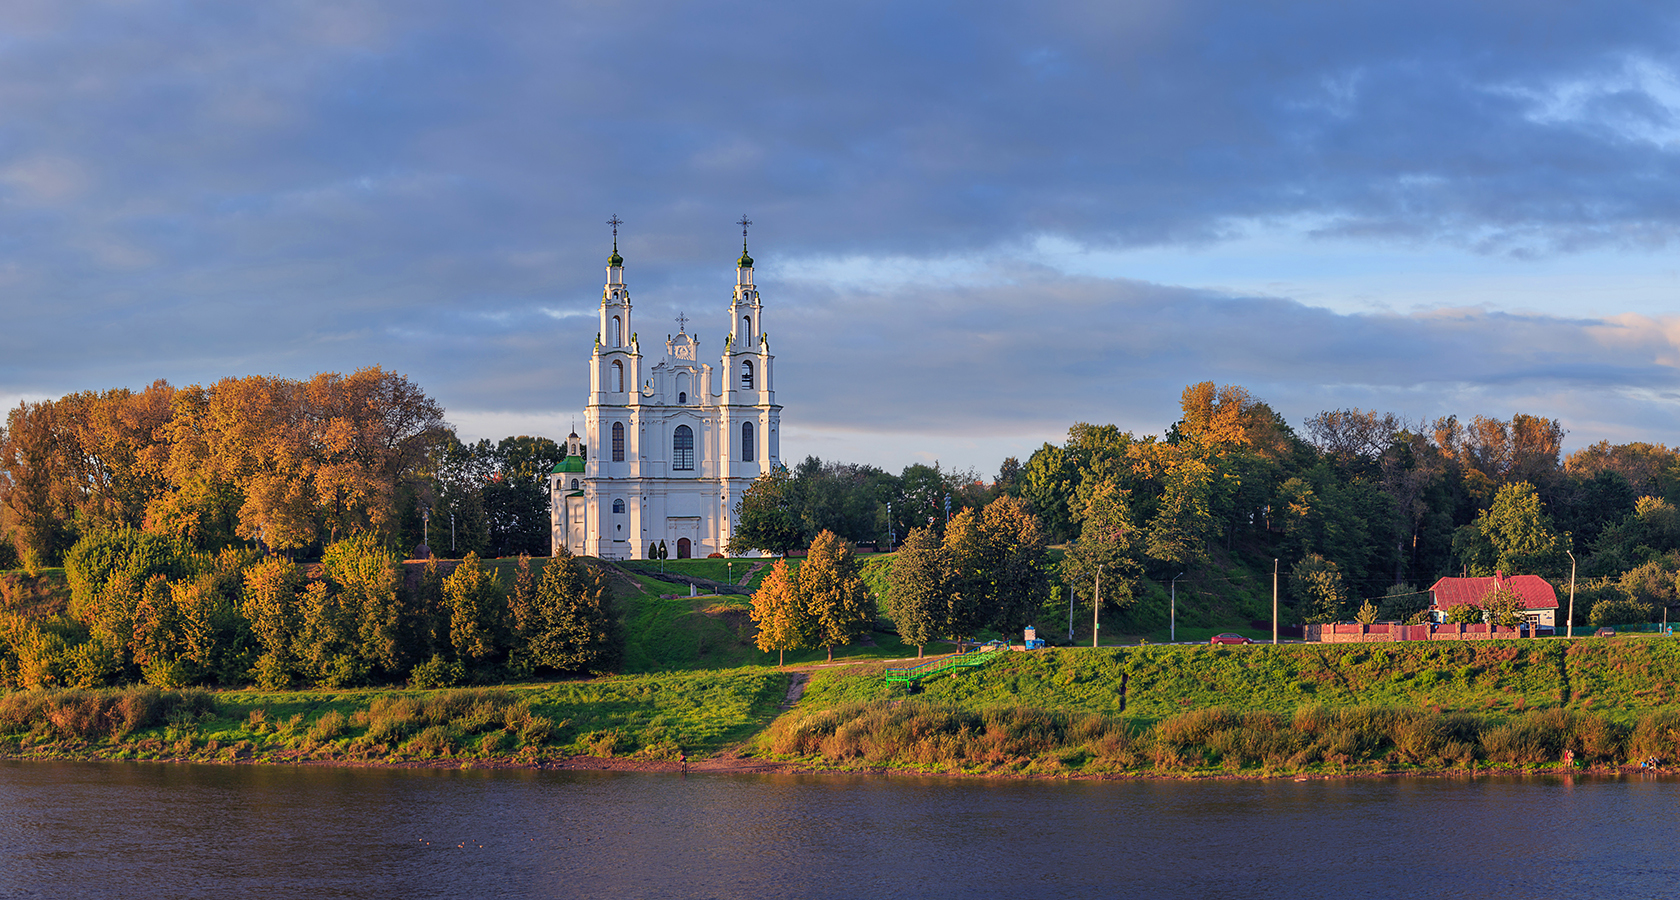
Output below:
[1209,633,1253,645]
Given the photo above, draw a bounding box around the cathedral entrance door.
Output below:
[677,537,692,559]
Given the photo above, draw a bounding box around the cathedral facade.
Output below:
[549,228,781,559]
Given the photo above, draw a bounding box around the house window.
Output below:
[612,499,625,513]
[612,422,625,461]
[673,425,694,471]
[742,421,754,462]
[612,360,624,392]
[742,360,754,390]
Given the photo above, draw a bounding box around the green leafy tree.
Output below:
[1061,480,1143,620]
[749,558,811,666]
[1461,481,1567,577]
[521,549,623,675]
[443,552,505,666]
[1481,585,1528,628]
[1590,597,1653,628]
[295,578,364,688]
[1445,602,1485,625]
[800,529,874,662]
[1291,554,1348,624]
[1144,443,1216,568]
[729,466,805,556]
[241,554,304,689]
[884,526,945,657]
[1020,442,1079,543]
[322,533,407,676]
[976,496,1052,636]
[939,509,992,647]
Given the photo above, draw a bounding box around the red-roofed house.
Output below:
[1428,572,1558,630]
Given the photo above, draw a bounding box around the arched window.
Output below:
[741,359,754,390]
[742,421,755,462]
[612,315,622,346]
[678,392,687,404]
[742,316,752,344]
[673,425,694,471]
[612,360,624,392]
[612,499,625,514]
[611,422,625,461]
[571,479,579,490]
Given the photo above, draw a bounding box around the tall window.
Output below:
[741,359,754,390]
[673,425,694,471]
[612,499,625,514]
[612,360,624,392]
[571,479,579,490]
[742,316,752,344]
[612,315,622,346]
[611,422,625,461]
[742,422,755,462]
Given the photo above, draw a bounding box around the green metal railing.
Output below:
[885,650,996,687]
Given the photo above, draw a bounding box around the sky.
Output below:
[2,0,1679,477]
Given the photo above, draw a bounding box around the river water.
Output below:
[0,760,1673,899]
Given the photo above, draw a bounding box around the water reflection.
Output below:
[0,761,1674,899]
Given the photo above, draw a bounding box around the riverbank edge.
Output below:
[3,743,1673,783]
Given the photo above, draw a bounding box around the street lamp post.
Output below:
[1092,566,1102,649]
[1068,584,1075,642]
[1171,572,1185,643]
[1566,547,1577,639]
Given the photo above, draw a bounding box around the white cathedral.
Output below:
[549,222,782,559]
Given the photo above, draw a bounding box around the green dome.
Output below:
[552,456,585,474]
[738,251,753,268]
[609,249,624,267]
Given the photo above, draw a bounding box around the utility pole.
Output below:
[1171,572,1185,643]
[1092,566,1101,649]
[1566,547,1577,639]
[1068,586,1075,642]
[1272,558,1279,644]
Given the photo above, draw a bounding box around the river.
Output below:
[0,761,1673,898]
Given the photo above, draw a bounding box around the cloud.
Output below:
[3,0,1680,474]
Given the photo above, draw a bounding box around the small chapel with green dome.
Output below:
[549,219,782,559]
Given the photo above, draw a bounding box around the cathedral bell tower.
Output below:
[593,214,640,401]
[725,215,772,408]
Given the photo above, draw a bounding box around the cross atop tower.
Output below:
[675,311,689,333]
[737,214,752,251]
[606,214,625,268]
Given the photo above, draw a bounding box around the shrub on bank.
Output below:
[760,699,1665,776]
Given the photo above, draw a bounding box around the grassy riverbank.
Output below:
[6,638,1680,779]
[0,668,788,766]
[752,639,1680,777]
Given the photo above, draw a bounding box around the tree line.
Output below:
[1,527,620,691]
[0,369,562,570]
[737,382,1680,628]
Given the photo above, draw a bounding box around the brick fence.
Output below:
[1304,622,1535,643]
